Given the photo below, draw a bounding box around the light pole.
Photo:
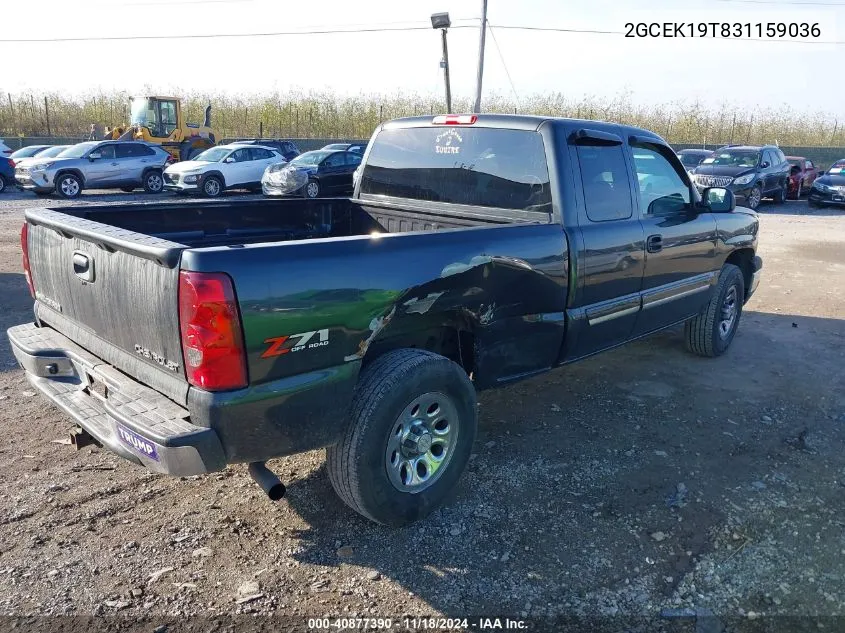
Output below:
[473,0,488,114]
[431,12,452,113]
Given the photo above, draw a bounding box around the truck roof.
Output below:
[382,113,667,144]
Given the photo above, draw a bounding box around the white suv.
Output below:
[163,143,282,197]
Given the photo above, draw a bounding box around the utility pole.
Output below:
[472,0,488,113]
[431,13,453,113]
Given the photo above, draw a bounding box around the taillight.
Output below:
[8,158,15,168]
[432,114,477,125]
[178,271,248,391]
[20,223,35,298]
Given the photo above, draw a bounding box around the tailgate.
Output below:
[25,208,189,404]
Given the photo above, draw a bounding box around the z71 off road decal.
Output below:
[262,329,330,359]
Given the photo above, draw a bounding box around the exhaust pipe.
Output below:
[248,462,286,501]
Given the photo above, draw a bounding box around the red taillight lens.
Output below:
[20,223,35,298]
[8,158,15,168]
[178,271,248,391]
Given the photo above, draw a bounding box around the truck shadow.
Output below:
[0,273,33,372]
[277,309,845,617]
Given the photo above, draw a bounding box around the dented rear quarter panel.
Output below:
[180,222,570,391]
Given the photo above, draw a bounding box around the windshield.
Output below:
[323,144,348,150]
[292,151,332,166]
[36,146,69,159]
[10,146,48,159]
[827,160,845,174]
[129,97,155,126]
[708,151,760,167]
[57,142,99,158]
[191,147,231,162]
[678,153,708,167]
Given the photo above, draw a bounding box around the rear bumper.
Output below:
[7,323,226,476]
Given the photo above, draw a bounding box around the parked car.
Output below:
[15,141,171,198]
[691,144,790,210]
[163,143,282,197]
[322,142,367,154]
[0,139,12,156]
[676,149,714,176]
[233,139,300,162]
[808,159,845,208]
[8,114,762,526]
[8,145,52,167]
[264,149,361,198]
[0,156,14,193]
[12,145,70,171]
[785,156,819,199]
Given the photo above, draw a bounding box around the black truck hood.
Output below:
[693,164,755,178]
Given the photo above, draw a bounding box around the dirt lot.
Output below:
[0,189,843,631]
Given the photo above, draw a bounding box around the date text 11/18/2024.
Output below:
[307,617,528,630]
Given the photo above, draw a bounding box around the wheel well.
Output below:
[55,169,85,186]
[362,326,476,377]
[725,248,754,293]
[203,171,225,187]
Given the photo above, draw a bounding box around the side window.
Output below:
[231,149,250,163]
[347,152,362,166]
[97,145,116,160]
[575,145,633,222]
[251,148,272,160]
[776,149,786,164]
[806,160,813,170]
[141,145,157,157]
[159,101,178,136]
[115,144,133,159]
[323,153,342,168]
[631,145,691,216]
[763,150,776,166]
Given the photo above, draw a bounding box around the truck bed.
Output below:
[49,197,538,250]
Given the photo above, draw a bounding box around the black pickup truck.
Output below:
[8,114,761,526]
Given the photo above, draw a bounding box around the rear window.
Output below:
[360,127,551,213]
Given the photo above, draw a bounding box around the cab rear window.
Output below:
[360,127,551,213]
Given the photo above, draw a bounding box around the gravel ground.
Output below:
[0,189,843,631]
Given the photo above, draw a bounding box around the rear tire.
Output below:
[684,264,745,358]
[143,170,164,194]
[773,180,787,204]
[327,349,477,526]
[202,175,223,198]
[0,175,7,194]
[55,173,82,199]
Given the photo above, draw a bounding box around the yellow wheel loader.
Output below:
[104,96,217,161]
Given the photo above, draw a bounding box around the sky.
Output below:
[0,0,842,113]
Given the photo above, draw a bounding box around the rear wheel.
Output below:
[684,264,745,358]
[327,349,477,526]
[202,175,223,198]
[773,180,787,204]
[55,173,82,199]
[143,170,164,194]
[0,175,7,194]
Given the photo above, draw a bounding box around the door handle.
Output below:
[646,234,663,253]
[72,251,95,282]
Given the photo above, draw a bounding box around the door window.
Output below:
[95,145,116,160]
[763,150,776,166]
[250,148,273,160]
[805,160,813,170]
[575,145,633,222]
[346,152,362,166]
[323,153,344,168]
[159,101,178,136]
[631,145,691,216]
[230,149,251,162]
[116,144,134,159]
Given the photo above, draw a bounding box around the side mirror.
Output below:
[88,152,101,161]
[702,187,736,213]
[760,161,770,168]
[817,170,825,176]
[223,157,234,163]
